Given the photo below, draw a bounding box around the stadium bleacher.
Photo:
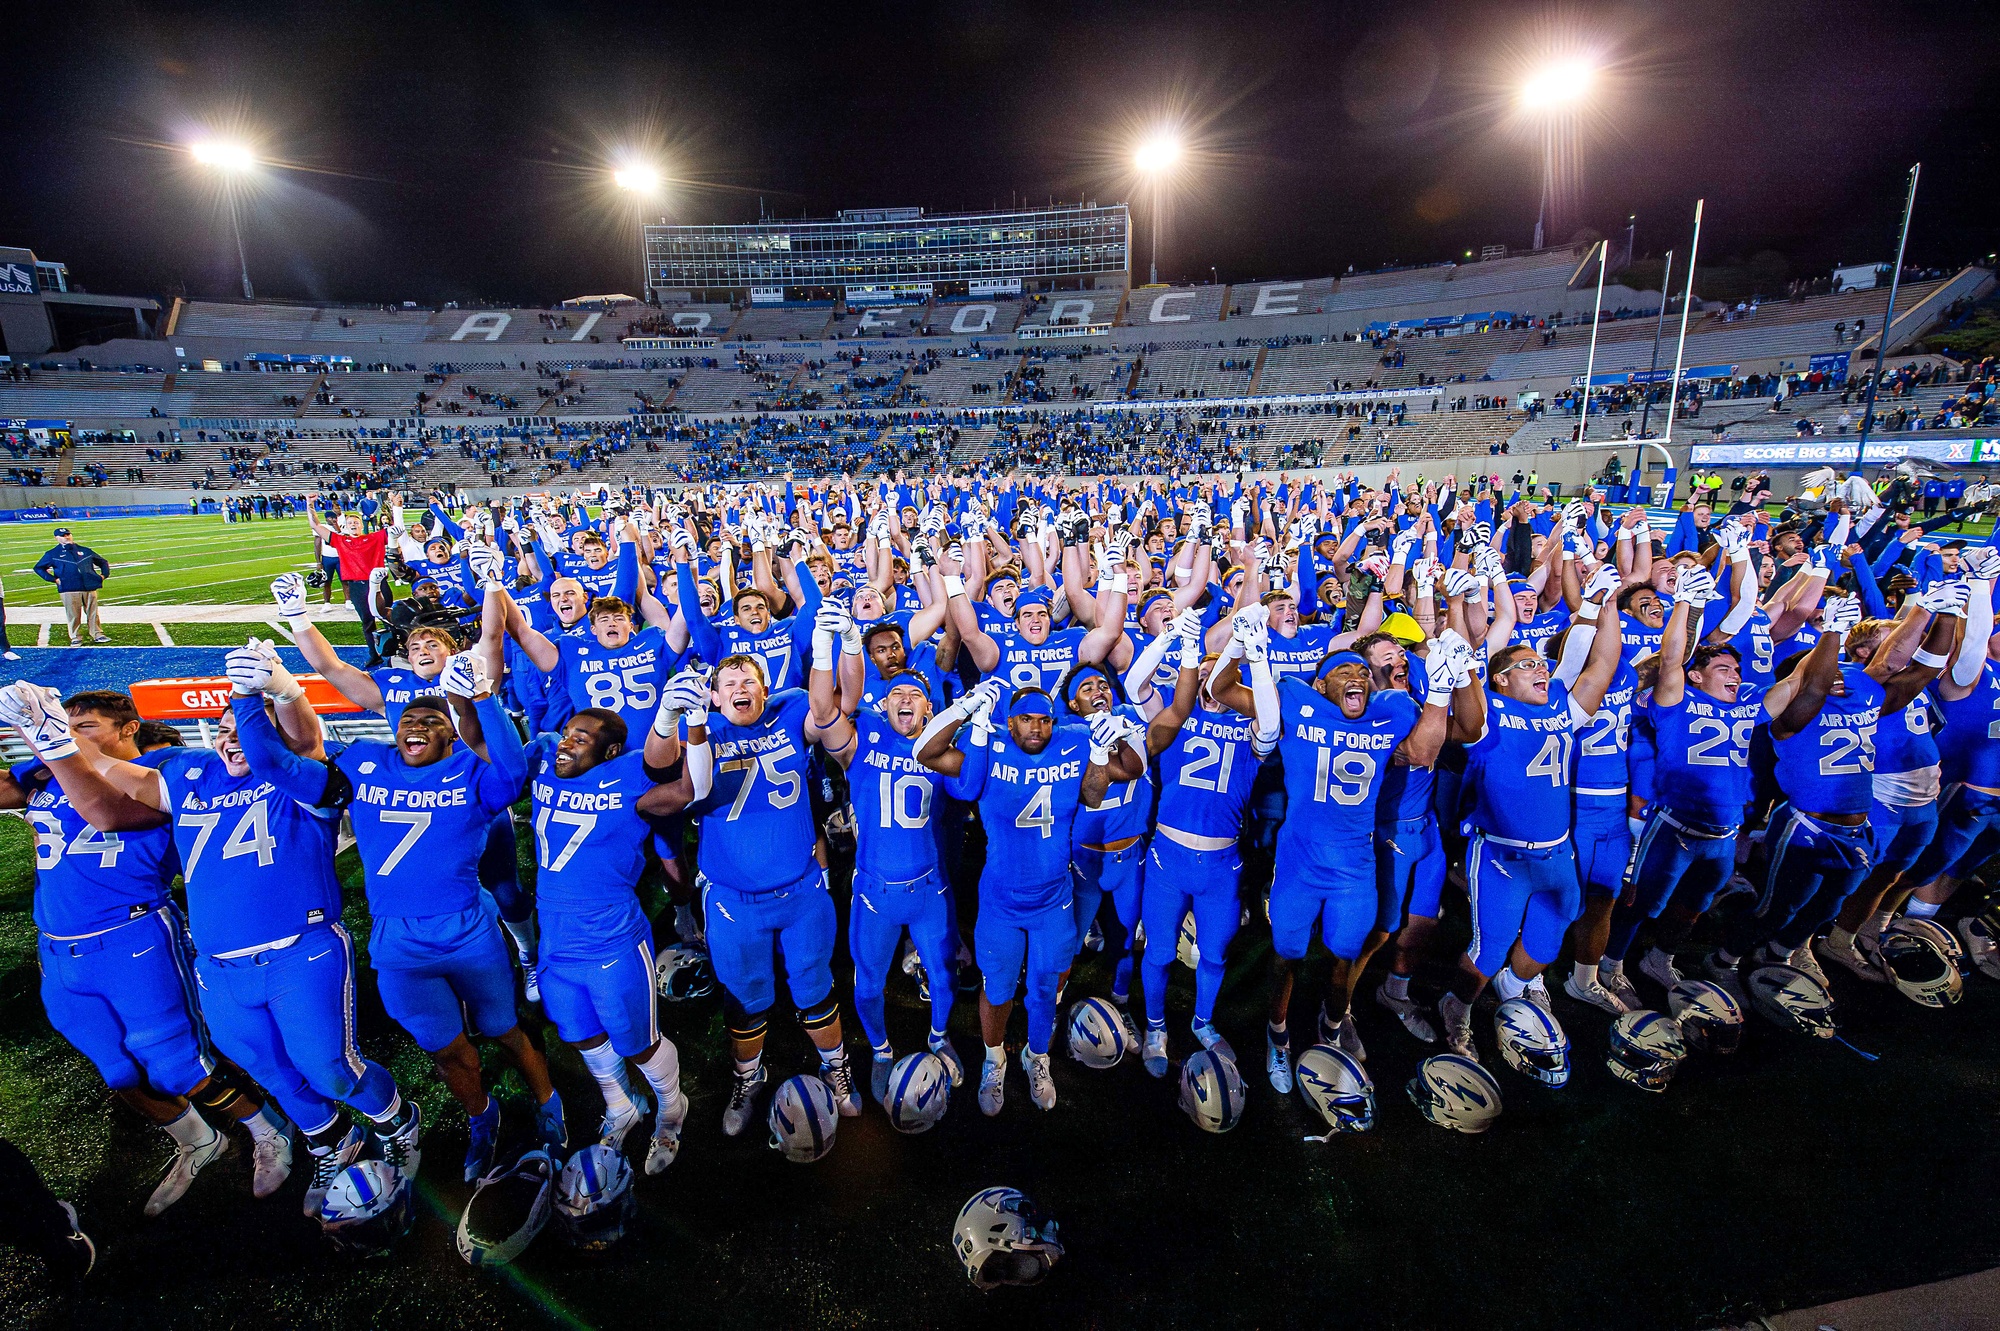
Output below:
[1119,284,1228,328]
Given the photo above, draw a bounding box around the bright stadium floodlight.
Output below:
[614,165,661,194]
[1133,134,1182,285]
[1519,57,1596,248]
[189,140,257,173]
[1520,58,1595,109]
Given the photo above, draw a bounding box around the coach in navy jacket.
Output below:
[33,528,111,645]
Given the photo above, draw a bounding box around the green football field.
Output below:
[0,516,328,610]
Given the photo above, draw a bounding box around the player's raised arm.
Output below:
[806,601,858,761]
[914,678,1001,783]
[0,685,167,829]
[272,573,384,711]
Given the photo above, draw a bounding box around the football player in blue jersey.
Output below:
[274,574,544,1000]
[1707,587,1957,984]
[0,690,292,1216]
[1124,607,1275,1076]
[681,615,863,1134]
[6,671,421,1221]
[916,682,1137,1114]
[810,625,980,1104]
[526,682,699,1174]
[1432,569,1626,1063]
[1058,656,1157,1025]
[224,651,564,1182]
[1212,606,1467,1086]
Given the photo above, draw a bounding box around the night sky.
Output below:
[5,1,1996,306]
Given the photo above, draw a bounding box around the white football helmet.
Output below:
[1747,965,1836,1038]
[1668,979,1745,1054]
[654,944,717,1002]
[1406,1053,1503,1133]
[1177,1048,1247,1133]
[1605,1010,1688,1092]
[456,1149,555,1267]
[768,1074,840,1163]
[885,1051,951,1135]
[1877,929,1963,1009]
[1176,910,1201,968]
[1066,997,1130,1069]
[1887,917,1965,969]
[953,1187,1063,1290]
[1958,911,2000,981]
[555,1144,636,1250]
[1295,1042,1374,1138]
[319,1159,413,1255]
[1493,998,1570,1087]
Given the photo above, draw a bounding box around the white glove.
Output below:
[1236,616,1270,665]
[1562,500,1591,531]
[669,666,711,728]
[1676,567,1721,607]
[1411,558,1442,597]
[966,678,1004,739]
[1088,709,1127,765]
[438,652,482,699]
[271,573,310,624]
[1472,521,1493,546]
[672,528,698,559]
[468,546,504,589]
[1715,523,1748,558]
[1474,546,1508,583]
[1442,567,1480,599]
[1390,530,1417,565]
[1964,546,2000,580]
[12,683,77,760]
[1582,562,1624,603]
[225,642,274,698]
[1169,606,1204,641]
[1823,596,1863,638]
[0,684,32,731]
[1918,580,1970,618]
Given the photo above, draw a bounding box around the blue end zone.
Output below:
[0,645,374,696]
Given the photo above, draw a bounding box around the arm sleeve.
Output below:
[946,724,992,801]
[429,503,466,542]
[676,560,723,662]
[1870,537,1908,579]
[1954,579,1993,689]
[228,697,345,807]
[1847,548,1890,620]
[613,539,639,604]
[472,696,529,809]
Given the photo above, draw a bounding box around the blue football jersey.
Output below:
[559,625,684,732]
[370,665,433,727]
[1729,607,1778,690]
[1934,663,2000,787]
[526,741,656,911]
[20,755,179,937]
[1071,703,1154,846]
[956,722,1095,908]
[335,741,524,918]
[1620,612,1665,665]
[1464,680,1587,844]
[1516,605,1573,661]
[991,625,1087,693]
[154,746,345,956]
[691,689,819,891]
[859,640,949,714]
[1773,662,1882,816]
[1273,676,1417,877]
[848,722,977,882]
[1873,696,1939,776]
[1648,684,1765,823]
[1265,623,1336,680]
[1573,662,1638,795]
[1153,696,1260,838]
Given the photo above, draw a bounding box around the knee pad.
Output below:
[723,994,769,1045]
[797,995,841,1035]
[187,1065,253,1117]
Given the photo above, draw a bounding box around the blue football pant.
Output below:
[1465,835,1583,977]
[849,867,956,1050]
[195,923,396,1134]
[703,867,838,1018]
[370,911,519,1054]
[1573,793,1634,898]
[537,905,660,1058]
[1070,841,1146,995]
[974,888,1074,1057]
[1608,807,1739,961]
[1869,798,1939,879]
[1744,808,1874,953]
[1377,816,1448,925]
[1906,785,2000,885]
[1139,840,1242,1029]
[40,907,213,1096]
[1269,862,1377,963]
[477,810,530,925]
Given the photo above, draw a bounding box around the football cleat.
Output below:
[1564,967,1630,1014]
[372,1102,422,1178]
[1638,947,1684,992]
[1082,920,1105,953]
[822,1057,862,1118]
[978,1058,1007,1117]
[1437,992,1477,1060]
[1785,942,1831,991]
[1265,1030,1294,1093]
[303,1125,365,1220]
[1407,1054,1503,1133]
[928,1035,965,1089]
[145,1121,229,1217]
[250,1128,292,1200]
[1523,976,1554,1014]
[1878,929,1963,1009]
[768,1075,840,1164]
[1296,1044,1375,1137]
[953,1188,1063,1290]
[645,1092,690,1175]
[1958,913,2000,981]
[1598,963,1642,1012]
[1178,1049,1247,1133]
[522,965,541,1005]
[1332,1012,1367,1063]
[1816,933,1888,984]
[1142,1027,1170,1078]
[1494,999,1570,1088]
[1021,1050,1057,1111]
[722,1066,766,1138]
[1375,984,1438,1043]
[464,1099,501,1184]
[870,1052,896,1106]
[599,1089,651,1149]
[1605,1010,1688,1092]
[1190,1019,1236,1065]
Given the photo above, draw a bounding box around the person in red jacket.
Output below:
[307,511,390,666]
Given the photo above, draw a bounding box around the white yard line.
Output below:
[153,622,176,646]
[266,620,297,643]
[36,622,50,647]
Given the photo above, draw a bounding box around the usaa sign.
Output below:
[0,262,36,294]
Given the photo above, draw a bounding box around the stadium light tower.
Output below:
[190,140,258,300]
[1134,134,1181,285]
[614,163,665,303]
[1520,58,1594,249]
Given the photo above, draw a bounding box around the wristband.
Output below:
[270,686,305,705]
[1616,528,1633,543]
[652,706,681,738]
[1426,678,1454,708]
[1577,600,1601,622]
[1912,647,1949,668]
[941,573,966,598]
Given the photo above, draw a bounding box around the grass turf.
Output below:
[1,812,1998,1330]
[0,517,327,609]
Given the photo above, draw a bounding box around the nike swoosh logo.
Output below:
[1372,719,1391,727]
[600,960,619,969]
[442,774,464,784]
[599,779,620,788]
[307,950,333,962]
[131,947,156,959]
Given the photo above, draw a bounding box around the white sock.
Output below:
[164,1106,219,1150]
[501,916,538,963]
[635,1041,683,1119]
[1598,958,1625,979]
[984,1043,1006,1067]
[733,1050,762,1077]
[1383,973,1411,1000]
[1864,909,1894,941]
[1906,898,1943,919]
[819,1042,851,1071]
[1493,967,1529,1002]
[872,1040,894,1060]
[244,1104,286,1143]
[1575,961,1603,987]
[579,1042,636,1115]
